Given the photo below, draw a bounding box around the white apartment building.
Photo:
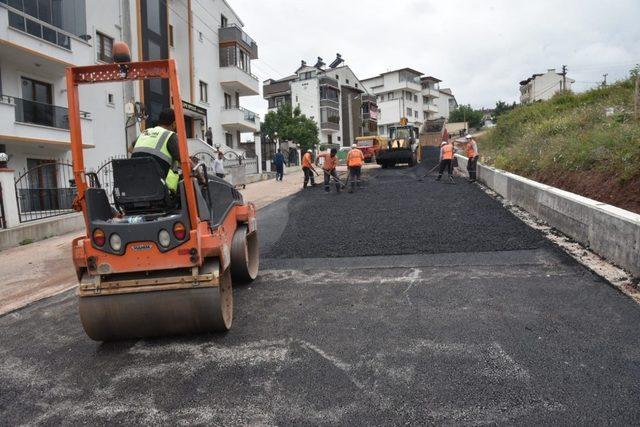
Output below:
[0,0,259,175]
[361,68,424,137]
[421,76,440,121]
[263,55,378,146]
[435,88,458,120]
[519,69,574,104]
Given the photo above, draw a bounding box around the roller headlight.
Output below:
[109,233,122,251]
[159,229,171,248]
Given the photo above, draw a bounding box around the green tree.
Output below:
[449,104,484,129]
[262,104,319,151]
[493,100,517,121]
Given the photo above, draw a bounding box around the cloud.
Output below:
[227,0,640,117]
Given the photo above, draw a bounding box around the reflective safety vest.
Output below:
[466,139,478,158]
[347,148,364,167]
[133,126,180,192]
[302,153,313,168]
[442,144,454,160]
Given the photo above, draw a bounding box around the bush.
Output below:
[478,78,640,184]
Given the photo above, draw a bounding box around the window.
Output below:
[355,83,358,88]
[198,31,203,42]
[405,91,412,101]
[407,107,412,117]
[96,32,114,63]
[106,92,114,105]
[224,93,232,108]
[414,111,418,118]
[388,92,394,100]
[346,79,349,84]
[414,95,418,102]
[225,133,232,146]
[199,81,208,103]
[168,24,174,47]
[336,75,339,80]
[220,14,228,28]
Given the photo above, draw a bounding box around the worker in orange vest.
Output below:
[465,134,479,183]
[346,144,364,193]
[436,140,455,183]
[316,148,341,193]
[302,149,317,189]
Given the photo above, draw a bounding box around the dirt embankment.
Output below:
[532,170,640,214]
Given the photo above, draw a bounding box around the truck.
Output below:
[355,135,387,163]
[376,118,420,168]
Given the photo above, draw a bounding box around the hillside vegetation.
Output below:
[479,78,640,213]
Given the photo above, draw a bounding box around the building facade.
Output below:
[263,55,378,147]
[0,0,260,176]
[361,68,425,138]
[435,88,458,120]
[519,69,574,104]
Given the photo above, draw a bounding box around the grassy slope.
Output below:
[478,80,640,213]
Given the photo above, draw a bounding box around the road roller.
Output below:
[66,44,259,341]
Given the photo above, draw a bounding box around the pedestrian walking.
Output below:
[436,140,455,183]
[465,134,479,183]
[302,149,317,188]
[317,148,341,193]
[205,127,213,146]
[346,143,364,193]
[213,151,226,179]
[274,149,285,181]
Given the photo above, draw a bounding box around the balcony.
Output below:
[424,104,439,114]
[219,24,258,59]
[320,98,339,108]
[0,94,94,147]
[219,66,259,96]
[220,106,260,133]
[320,121,340,132]
[263,80,292,98]
[422,88,439,98]
[0,4,92,67]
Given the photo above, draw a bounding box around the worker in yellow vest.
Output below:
[346,144,364,193]
[436,140,455,183]
[132,109,182,192]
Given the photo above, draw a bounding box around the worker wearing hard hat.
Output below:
[465,134,479,183]
[346,143,364,193]
[436,140,455,183]
[302,149,317,189]
[317,148,341,193]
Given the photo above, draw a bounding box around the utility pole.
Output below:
[602,74,608,88]
[635,75,639,121]
[561,65,567,91]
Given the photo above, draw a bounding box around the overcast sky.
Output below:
[227,0,640,117]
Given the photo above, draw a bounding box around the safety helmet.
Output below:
[351,144,357,148]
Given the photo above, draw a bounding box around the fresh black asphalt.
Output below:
[1,163,640,425]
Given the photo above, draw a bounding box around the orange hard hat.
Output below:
[113,41,131,63]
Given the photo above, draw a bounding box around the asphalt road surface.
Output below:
[2,165,640,425]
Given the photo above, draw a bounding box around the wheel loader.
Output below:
[66,44,259,341]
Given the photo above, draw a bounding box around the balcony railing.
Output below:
[220,65,259,81]
[320,121,340,131]
[222,106,259,123]
[1,94,91,130]
[320,98,339,108]
[218,24,258,59]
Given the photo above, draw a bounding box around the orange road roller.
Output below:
[66,47,259,341]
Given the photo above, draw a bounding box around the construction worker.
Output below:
[346,143,364,193]
[317,148,341,193]
[132,108,182,193]
[302,149,316,188]
[465,134,479,183]
[436,140,455,183]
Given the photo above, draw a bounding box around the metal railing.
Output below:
[14,162,76,223]
[0,94,91,130]
[221,106,259,123]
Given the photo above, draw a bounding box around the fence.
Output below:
[0,182,6,229]
[14,162,76,223]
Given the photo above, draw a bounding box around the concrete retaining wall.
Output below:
[456,155,640,277]
[0,213,84,252]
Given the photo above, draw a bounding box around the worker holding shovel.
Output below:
[302,149,317,189]
[436,140,456,184]
[317,148,341,193]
